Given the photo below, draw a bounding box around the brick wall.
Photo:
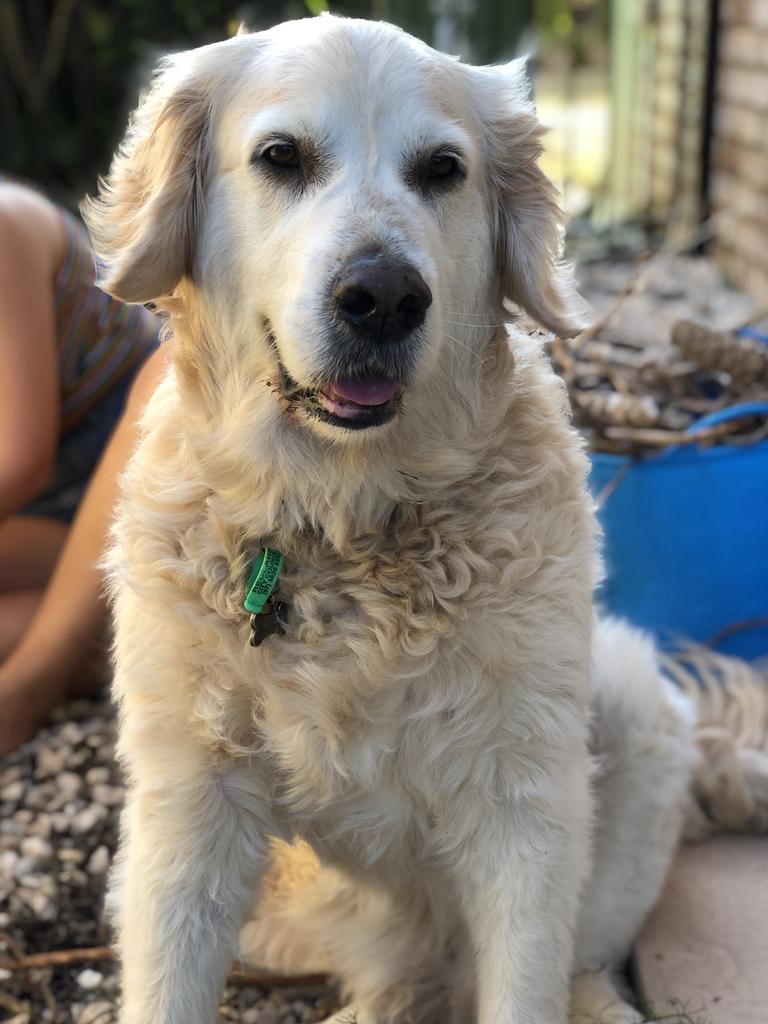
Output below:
[711,1,768,299]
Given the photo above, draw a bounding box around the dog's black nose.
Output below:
[332,256,432,342]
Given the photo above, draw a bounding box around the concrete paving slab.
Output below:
[634,837,768,1024]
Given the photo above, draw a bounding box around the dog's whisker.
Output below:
[443,310,505,320]
[443,314,502,322]
[444,320,506,330]
[443,308,495,314]
[443,331,485,364]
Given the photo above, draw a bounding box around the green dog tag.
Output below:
[244,548,284,615]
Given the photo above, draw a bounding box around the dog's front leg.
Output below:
[116,760,269,1024]
[448,755,591,1024]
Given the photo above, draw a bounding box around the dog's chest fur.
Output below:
[162,466,591,870]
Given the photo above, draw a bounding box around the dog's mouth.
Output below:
[274,354,402,431]
[283,367,400,430]
[314,375,400,425]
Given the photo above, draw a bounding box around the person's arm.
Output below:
[0,344,170,756]
[0,185,62,519]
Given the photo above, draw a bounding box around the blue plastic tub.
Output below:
[589,402,768,659]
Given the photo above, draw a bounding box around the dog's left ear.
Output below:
[473,59,588,337]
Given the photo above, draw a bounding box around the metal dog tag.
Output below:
[249,597,289,647]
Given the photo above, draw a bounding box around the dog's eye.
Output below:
[427,153,460,181]
[263,142,300,169]
[405,148,465,196]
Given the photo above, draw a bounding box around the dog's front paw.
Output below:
[571,1009,644,1024]
[319,1007,358,1024]
[571,971,644,1024]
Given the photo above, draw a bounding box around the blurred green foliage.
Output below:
[0,0,531,209]
[1,1,304,205]
[534,0,608,66]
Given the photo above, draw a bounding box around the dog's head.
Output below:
[86,16,584,440]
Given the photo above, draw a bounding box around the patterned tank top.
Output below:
[55,211,160,433]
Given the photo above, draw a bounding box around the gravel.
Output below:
[0,694,335,1023]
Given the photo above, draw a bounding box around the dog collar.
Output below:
[244,547,288,647]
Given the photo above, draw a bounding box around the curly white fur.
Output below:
[85,16,698,1024]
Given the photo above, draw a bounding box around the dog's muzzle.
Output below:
[273,252,432,431]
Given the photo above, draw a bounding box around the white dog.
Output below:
[86,16,697,1024]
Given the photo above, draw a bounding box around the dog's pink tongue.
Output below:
[329,376,398,407]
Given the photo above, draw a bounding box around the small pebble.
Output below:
[20,836,52,862]
[62,867,90,887]
[16,886,55,918]
[0,849,19,878]
[18,872,56,894]
[87,845,111,875]
[0,764,23,786]
[57,770,83,797]
[0,781,24,802]
[71,805,107,834]
[67,749,92,769]
[77,1000,115,1024]
[27,813,53,839]
[58,847,86,863]
[35,746,68,777]
[77,968,104,990]
[50,812,71,833]
[92,784,124,807]
[24,784,55,810]
[60,722,85,745]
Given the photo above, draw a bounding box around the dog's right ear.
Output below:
[83,53,213,304]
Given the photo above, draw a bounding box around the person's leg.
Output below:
[0,516,68,662]
[0,515,69,590]
[0,590,43,662]
[0,346,169,756]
